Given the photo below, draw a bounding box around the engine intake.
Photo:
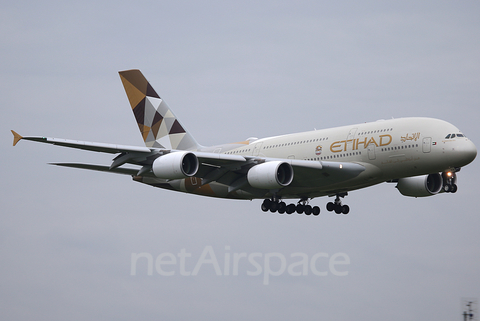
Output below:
[152,151,199,179]
[247,161,294,190]
[396,173,443,197]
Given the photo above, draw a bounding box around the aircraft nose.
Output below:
[462,140,477,164]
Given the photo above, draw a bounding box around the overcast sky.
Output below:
[1,1,479,320]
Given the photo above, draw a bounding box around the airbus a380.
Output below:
[12,70,477,215]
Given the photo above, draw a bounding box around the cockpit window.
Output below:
[445,133,466,139]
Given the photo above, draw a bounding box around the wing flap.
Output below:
[194,152,247,166]
[50,163,148,176]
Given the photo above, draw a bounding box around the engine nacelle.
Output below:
[396,173,443,197]
[152,151,199,179]
[247,161,294,190]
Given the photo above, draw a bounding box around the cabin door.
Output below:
[422,137,432,153]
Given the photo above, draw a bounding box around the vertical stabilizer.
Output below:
[119,69,201,150]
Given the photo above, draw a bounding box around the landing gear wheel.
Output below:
[451,184,458,193]
[278,202,286,214]
[262,199,271,209]
[261,204,269,212]
[326,202,335,212]
[342,205,350,214]
[286,204,296,214]
[270,201,278,213]
[444,184,451,192]
[312,206,320,216]
[334,205,342,214]
[304,205,312,215]
[296,204,304,214]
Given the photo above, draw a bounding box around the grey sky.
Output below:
[1,1,479,320]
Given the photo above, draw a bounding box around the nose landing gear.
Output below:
[443,171,458,193]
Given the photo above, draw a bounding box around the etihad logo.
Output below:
[330,135,392,153]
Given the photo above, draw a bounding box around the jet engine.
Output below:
[152,151,199,179]
[247,161,294,189]
[396,173,443,197]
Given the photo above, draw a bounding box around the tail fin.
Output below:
[119,69,201,150]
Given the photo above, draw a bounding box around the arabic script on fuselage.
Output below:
[400,132,420,143]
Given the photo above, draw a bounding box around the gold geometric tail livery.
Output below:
[11,69,477,215]
[119,69,201,150]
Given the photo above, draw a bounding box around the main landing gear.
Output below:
[261,198,320,216]
[260,193,351,215]
[326,193,350,215]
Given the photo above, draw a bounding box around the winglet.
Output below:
[11,130,23,146]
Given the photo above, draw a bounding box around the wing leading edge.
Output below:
[11,130,151,154]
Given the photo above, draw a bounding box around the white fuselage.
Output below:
[197,117,476,199]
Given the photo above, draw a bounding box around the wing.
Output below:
[12,130,365,198]
[12,130,365,195]
[10,129,252,173]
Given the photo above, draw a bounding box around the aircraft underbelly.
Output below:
[132,161,384,201]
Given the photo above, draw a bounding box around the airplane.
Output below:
[11,69,477,215]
